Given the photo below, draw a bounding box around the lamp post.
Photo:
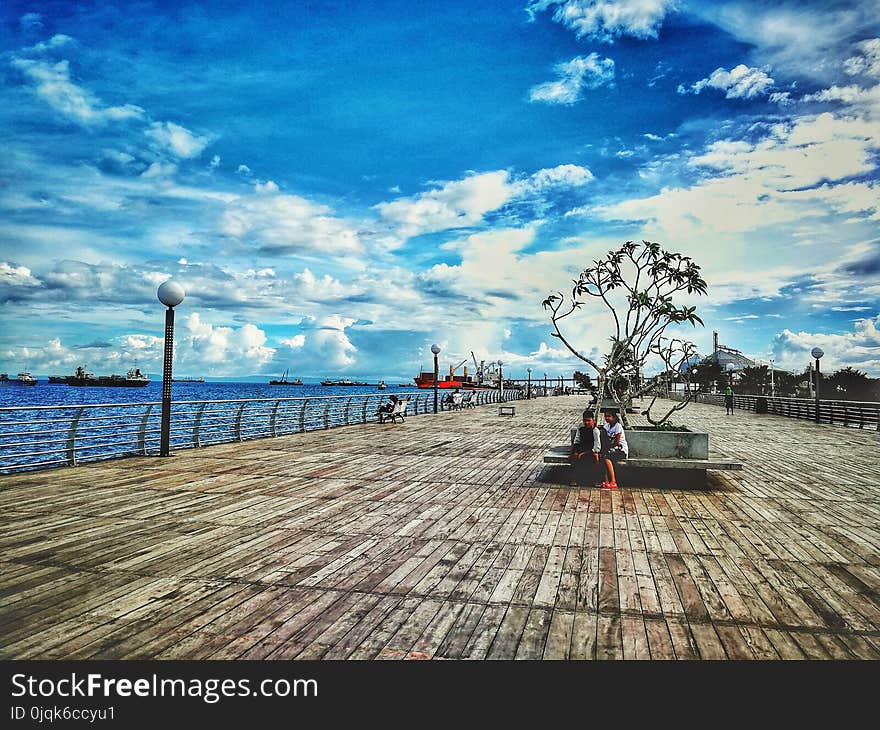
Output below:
[497,360,503,401]
[811,347,824,423]
[544,372,547,395]
[769,358,775,398]
[527,367,531,399]
[157,280,185,457]
[431,343,441,413]
[726,363,735,390]
[691,367,698,396]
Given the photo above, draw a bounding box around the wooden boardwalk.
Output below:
[2,397,879,660]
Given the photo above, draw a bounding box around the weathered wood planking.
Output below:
[1,397,878,659]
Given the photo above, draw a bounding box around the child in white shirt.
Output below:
[600,411,628,489]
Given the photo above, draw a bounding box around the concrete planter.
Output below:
[626,427,708,460]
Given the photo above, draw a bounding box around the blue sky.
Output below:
[1,0,879,380]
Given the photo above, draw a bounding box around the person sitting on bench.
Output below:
[571,410,601,486]
[377,395,399,423]
[600,410,628,489]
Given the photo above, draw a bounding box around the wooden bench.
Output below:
[498,405,516,416]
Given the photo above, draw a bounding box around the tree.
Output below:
[772,369,800,397]
[543,240,707,425]
[572,371,593,389]
[690,359,723,392]
[737,365,770,395]
[826,367,878,401]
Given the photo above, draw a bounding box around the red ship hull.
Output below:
[413,372,494,389]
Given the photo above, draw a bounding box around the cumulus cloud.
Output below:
[843,37,880,78]
[220,191,363,256]
[529,164,594,188]
[375,171,517,237]
[679,64,775,99]
[145,121,210,159]
[529,53,615,105]
[183,313,275,368]
[0,262,41,302]
[279,335,306,348]
[11,58,144,126]
[585,112,880,241]
[2,313,278,376]
[527,0,676,42]
[772,315,880,375]
[299,315,357,367]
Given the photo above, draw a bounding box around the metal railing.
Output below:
[0,388,523,474]
[668,392,880,430]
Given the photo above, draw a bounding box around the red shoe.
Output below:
[605,482,618,490]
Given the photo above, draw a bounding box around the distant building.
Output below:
[704,330,756,371]
[703,348,755,371]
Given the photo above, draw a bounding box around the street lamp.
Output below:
[726,363,735,388]
[157,280,185,457]
[769,358,775,398]
[527,367,531,399]
[497,360,503,401]
[544,372,547,395]
[811,347,824,423]
[431,343,441,413]
[691,367,698,396]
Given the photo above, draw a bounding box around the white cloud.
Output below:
[300,315,357,367]
[772,315,880,375]
[375,171,517,237]
[182,313,275,369]
[586,113,880,241]
[529,54,615,105]
[527,0,676,43]
[141,161,178,178]
[681,64,775,99]
[145,121,210,159]
[0,262,40,287]
[292,268,352,300]
[529,164,594,188]
[11,58,144,126]
[843,38,880,78]
[220,191,363,255]
[279,334,305,348]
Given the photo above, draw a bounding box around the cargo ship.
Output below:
[60,366,151,387]
[269,369,303,385]
[0,372,38,386]
[320,378,370,386]
[414,355,500,390]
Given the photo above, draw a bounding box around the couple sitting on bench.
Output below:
[377,395,409,423]
[571,409,627,489]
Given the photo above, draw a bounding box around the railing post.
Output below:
[138,404,154,455]
[193,402,207,447]
[344,397,353,426]
[269,400,281,437]
[234,402,247,441]
[323,401,331,429]
[299,399,310,432]
[65,407,84,466]
[362,397,369,423]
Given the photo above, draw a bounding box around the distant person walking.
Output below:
[724,385,734,415]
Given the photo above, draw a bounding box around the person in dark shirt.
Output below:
[571,410,602,487]
[377,394,399,423]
